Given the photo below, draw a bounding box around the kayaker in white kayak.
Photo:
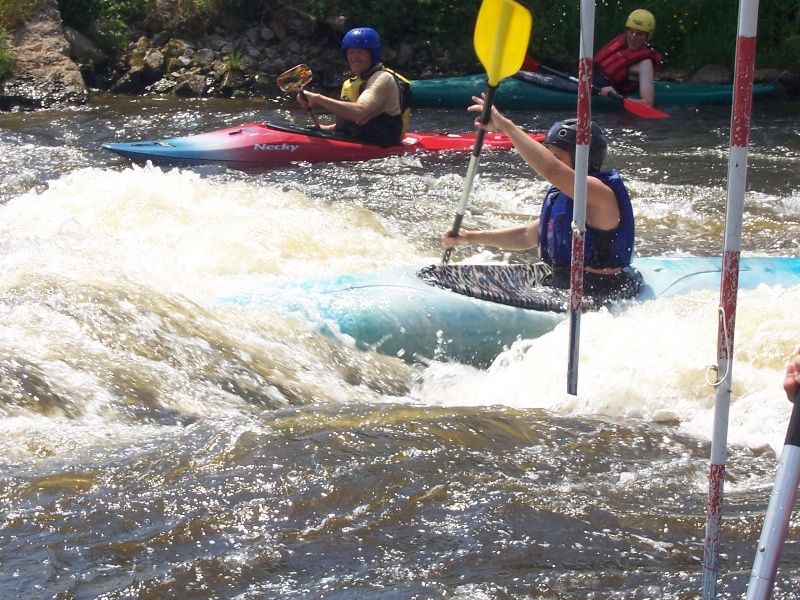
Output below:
[295,27,412,146]
[593,9,662,107]
[442,95,642,300]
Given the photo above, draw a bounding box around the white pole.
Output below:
[701,0,760,597]
[747,392,800,598]
[566,0,595,395]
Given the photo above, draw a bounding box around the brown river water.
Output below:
[1,91,800,598]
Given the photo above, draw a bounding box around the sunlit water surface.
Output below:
[1,93,800,598]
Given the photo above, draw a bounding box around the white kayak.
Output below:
[222,256,800,366]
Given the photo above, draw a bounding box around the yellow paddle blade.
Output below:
[473,0,532,87]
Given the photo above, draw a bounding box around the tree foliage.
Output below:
[2,0,798,75]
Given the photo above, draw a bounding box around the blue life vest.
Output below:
[538,169,635,269]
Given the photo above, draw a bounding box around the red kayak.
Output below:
[102,122,544,171]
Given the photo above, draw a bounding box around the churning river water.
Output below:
[1,90,800,599]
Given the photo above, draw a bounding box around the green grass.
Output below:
[224,51,243,71]
[0,0,50,29]
[0,26,14,79]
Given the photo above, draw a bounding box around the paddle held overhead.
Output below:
[443,0,533,264]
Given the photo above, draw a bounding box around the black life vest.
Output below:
[336,64,412,146]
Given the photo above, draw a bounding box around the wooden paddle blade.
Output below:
[277,64,313,93]
[473,0,532,87]
[621,97,669,118]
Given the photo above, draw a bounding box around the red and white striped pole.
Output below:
[701,0,760,597]
[566,0,595,395]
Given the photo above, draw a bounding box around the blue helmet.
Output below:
[341,27,381,64]
[544,118,608,172]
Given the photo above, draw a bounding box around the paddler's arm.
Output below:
[627,59,655,107]
[467,94,577,193]
[298,89,381,125]
[443,220,539,251]
[467,94,621,232]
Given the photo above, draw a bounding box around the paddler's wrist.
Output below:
[459,230,476,244]
[305,91,319,106]
[493,111,513,133]
[449,230,473,246]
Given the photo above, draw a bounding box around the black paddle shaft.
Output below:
[539,64,607,95]
[442,85,498,265]
[787,389,800,447]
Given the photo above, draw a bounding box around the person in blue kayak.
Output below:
[593,9,662,107]
[295,27,412,146]
[442,95,642,302]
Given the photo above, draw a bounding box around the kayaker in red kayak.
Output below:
[593,9,662,107]
[442,96,642,301]
[295,27,412,146]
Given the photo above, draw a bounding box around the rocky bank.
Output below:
[1,1,798,111]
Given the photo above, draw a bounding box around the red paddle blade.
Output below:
[621,97,669,119]
[521,55,541,72]
[277,64,313,93]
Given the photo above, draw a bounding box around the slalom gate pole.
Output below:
[700,0,760,596]
[746,390,800,599]
[566,0,594,396]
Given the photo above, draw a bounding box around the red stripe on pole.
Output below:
[706,463,727,517]
[576,57,592,145]
[570,233,585,312]
[731,36,757,148]
[718,250,741,359]
[704,462,727,563]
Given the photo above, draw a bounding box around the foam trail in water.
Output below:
[415,284,800,455]
[0,165,427,296]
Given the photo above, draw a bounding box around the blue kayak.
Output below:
[222,256,800,366]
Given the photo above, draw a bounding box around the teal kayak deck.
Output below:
[223,256,800,366]
[410,73,775,110]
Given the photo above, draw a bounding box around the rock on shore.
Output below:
[0,0,87,110]
[0,3,442,109]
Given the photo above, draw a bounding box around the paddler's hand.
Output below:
[297,91,316,109]
[443,230,470,249]
[784,348,800,403]
[467,94,505,132]
[598,85,615,97]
